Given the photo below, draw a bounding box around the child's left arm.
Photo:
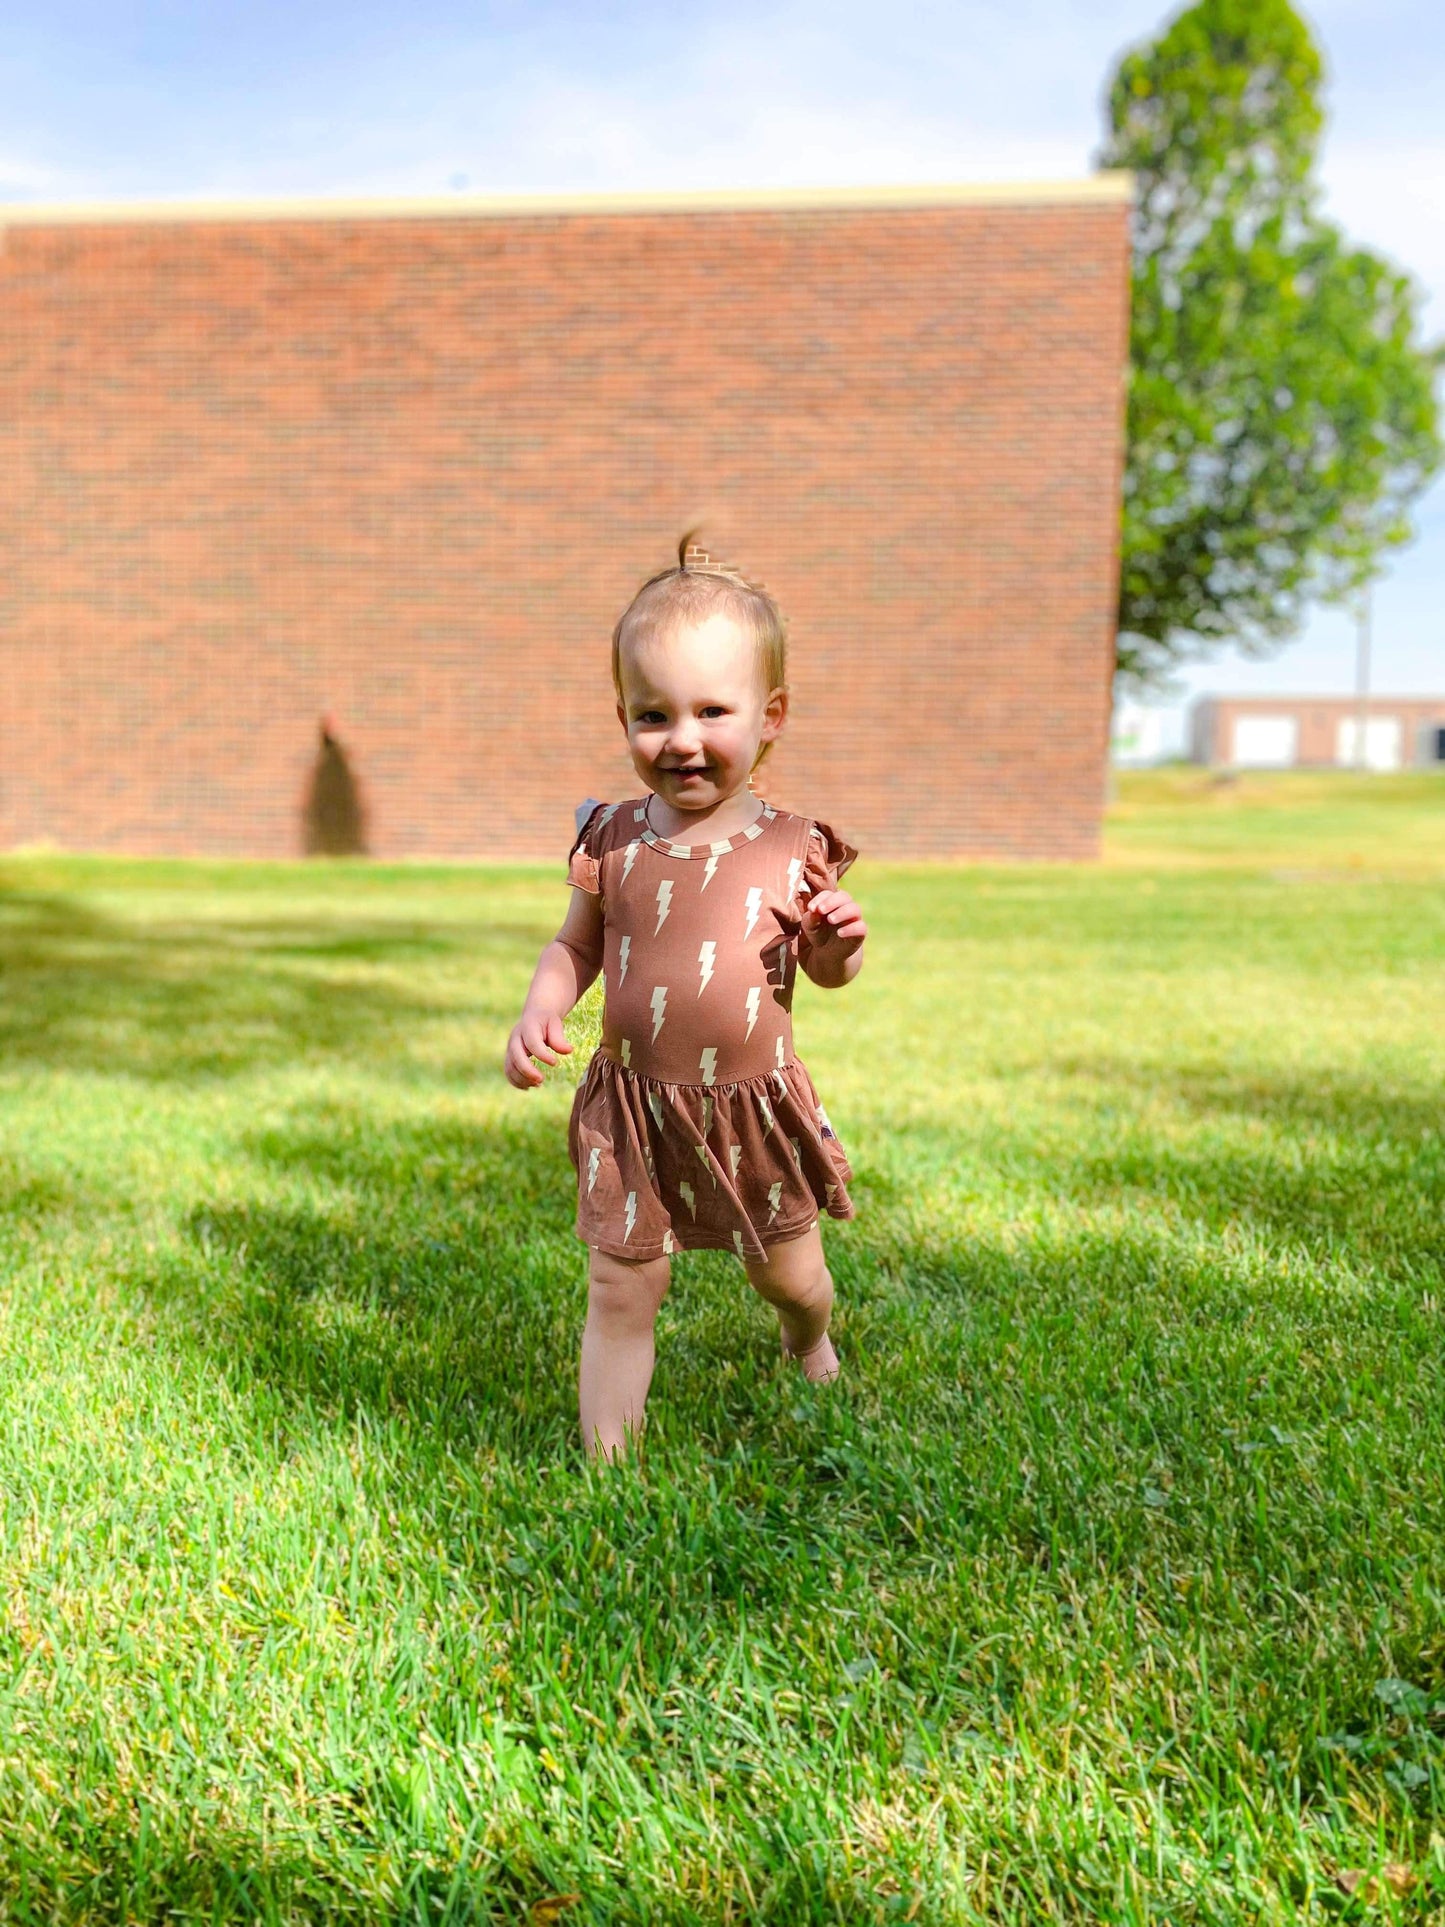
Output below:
[800,889,867,989]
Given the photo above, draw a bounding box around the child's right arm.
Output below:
[504,886,605,1090]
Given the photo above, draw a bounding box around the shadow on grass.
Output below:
[0,883,535,1081]
[1046,1056,1445,1284]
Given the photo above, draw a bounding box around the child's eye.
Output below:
[702,707,727,718]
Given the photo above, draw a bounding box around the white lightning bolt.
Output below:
[695,1143,713,1184]
[772,1068,788,1097]
[621,840,640,884]
[775,1035,786,1070]
[663,1228,676,1254]
[743,887,762,939]
[729,1143,743,1182]
[767,1181,783,1222]
[647,1091,665,1133]
[817,1104,833,1135]
[699,1046,717,1087]
[618,934,631,983]
[651,985,668,1042]
[700,850,721,890]
[654,879,673,934]
[623,1191,637,1241]
[621,1038,632,1067]
[758,1094,774,1136]
[701,1093,714,1137]
[698,940,716,995]
[733,1231,747,1262]
[786,856,803,902]
[587,1147,601,1195]
[789,1136,802,1169]
[826,1181,839,1205]
[679,1180,696,1219]
[598,803,620,830]
[743,986,760,1040]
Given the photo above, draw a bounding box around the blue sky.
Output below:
[4,0,1441,736]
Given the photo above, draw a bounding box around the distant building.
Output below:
[1190,696,1445,772]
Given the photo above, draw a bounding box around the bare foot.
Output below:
[783,1331,841,1384]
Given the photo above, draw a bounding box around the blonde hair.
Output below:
[612,532,788,772]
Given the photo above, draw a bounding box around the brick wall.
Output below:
[1,184,1131,862]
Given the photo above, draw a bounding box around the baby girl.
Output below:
[505,536,867,1459]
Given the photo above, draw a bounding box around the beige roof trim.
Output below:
[0,174,1133,226]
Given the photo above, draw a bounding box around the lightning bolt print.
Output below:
[733,1231,747,1262]
[695,1143,716,1186]
[623,1191,637,1241]
[621,840,640,884]
[617,934,630,984]
[621,1038,632,1067]
[744,986,760,1040]
[654,879,673,934]
[789,1136,802,1170]
[729,1143,743,1182]
[586,1147,601,1195]
[767,1181,783,1223]
[786,856,804,903]
[698,941,716,995]
[699,1047,718,1087]
[679,1180,697,1219]
[758,1094,774,1136]
[647,1091,665,1134]
[743,887,763,940]
[663,1228,676,1254]
[701,846,726,891]
[775,1035,786,1071]
[701,1093,714,1137]
[598,803,620,831]
[651,985,668,1042]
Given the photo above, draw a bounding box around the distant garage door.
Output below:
[1336,717,1403,771]
[1231,715,1298,767]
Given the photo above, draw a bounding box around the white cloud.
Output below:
[1318,136,1445,330]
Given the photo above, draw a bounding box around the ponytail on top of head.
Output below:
[611,532,789,771]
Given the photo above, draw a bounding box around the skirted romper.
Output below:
[565,796,860,1263]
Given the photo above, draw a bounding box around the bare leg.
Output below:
[742,1220,840,1383]
[578,1246,671,1460]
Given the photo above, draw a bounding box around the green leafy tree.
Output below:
[1099,0,1443,686]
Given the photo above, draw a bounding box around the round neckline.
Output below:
[638,795,776,859]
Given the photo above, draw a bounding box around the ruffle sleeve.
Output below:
[800,819,859,899]
[566,799,607,895]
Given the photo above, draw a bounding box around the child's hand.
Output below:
[504,1011,574,1089]
[801,889,867,976]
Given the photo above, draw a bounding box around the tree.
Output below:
[1098,0,1443,687]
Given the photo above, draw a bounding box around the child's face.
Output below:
[616,611,787,814]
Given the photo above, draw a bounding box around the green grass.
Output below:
[1,772,1442,1923]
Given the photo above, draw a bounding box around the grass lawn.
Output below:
[0,771,1441,1924]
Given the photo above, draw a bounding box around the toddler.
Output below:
[505,536,867,1459]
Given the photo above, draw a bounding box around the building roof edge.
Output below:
[0,173,1134,226]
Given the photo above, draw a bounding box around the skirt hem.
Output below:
[576,1195,856,1264]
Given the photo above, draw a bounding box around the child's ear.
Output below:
[761,686,789,741]
[616,700,628,732]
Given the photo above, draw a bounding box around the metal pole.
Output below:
[1354,584,1372,771]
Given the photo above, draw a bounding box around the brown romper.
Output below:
[565,796,860,1263]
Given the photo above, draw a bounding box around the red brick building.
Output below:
[1,181,1131,862]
